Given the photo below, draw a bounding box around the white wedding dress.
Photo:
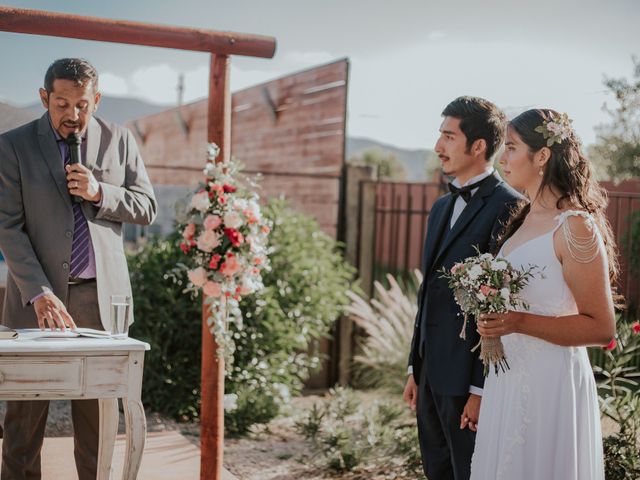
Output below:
[470,211,605,480]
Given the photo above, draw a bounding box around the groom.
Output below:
[403,96,522,480]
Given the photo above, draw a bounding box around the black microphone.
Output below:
[65,133,84,204]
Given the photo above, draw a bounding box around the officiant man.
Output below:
[403,96,522,480]
[0,58,156,480]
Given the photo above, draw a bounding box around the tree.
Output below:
[590,57,640,181]
[348,147,406,181]
[424,150,442,181]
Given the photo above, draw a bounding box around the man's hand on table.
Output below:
[33,293,76,331]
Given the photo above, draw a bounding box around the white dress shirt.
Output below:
[449,168,495,228]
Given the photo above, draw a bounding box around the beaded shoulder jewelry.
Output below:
[556,211,600,263]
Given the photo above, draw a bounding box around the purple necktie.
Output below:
[62,145,91,278]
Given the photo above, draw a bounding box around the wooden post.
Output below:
[338,165,377,385]
[358,181,378,298]
[201,53,231,480]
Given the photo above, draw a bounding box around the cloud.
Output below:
[99,72,129,96]
[130,64,180,104]
[96,51,339,104]
[85,45,627,150]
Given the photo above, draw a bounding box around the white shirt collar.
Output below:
[451,167,495,188]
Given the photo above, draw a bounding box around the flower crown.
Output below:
[534,112,573,147]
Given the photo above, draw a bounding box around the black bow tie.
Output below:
[448,175,491,203]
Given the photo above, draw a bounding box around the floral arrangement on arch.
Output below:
[176,143,271,356]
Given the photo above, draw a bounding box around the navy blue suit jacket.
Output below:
[409,171,524,396]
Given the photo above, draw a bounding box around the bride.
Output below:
[470,109,619,480]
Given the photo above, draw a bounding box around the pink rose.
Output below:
[209,183,223,193]
[603,338,617,351]
[224,228,244,247]
[220,256,241,277]
[182,223,196,240]
[204,214,222,230]
[187,267,208,287]
[451,263,463,274]
[197,230,221,253]
[209,254,222,270]
[203,281,222,298]
[238,282,253,296]
[480,285,492,296]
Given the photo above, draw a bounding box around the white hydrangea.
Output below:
[468,265,483,280]
[500,288,510,301]
[491,260,508,271]
[189,191,210,212]
[223,212,244,229]
[273,383,291,403]
[224,393,238,412]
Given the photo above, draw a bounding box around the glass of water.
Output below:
[110,295,130,339]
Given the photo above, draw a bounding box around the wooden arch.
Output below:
[0,6,276,480]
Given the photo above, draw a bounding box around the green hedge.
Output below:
[128,199,355,433]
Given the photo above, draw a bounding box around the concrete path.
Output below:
[0,431,237,479]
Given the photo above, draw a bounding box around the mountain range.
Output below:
[1,96,432,182]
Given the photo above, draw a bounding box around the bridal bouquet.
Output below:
[176,143,271,356]
[441,249,539,375]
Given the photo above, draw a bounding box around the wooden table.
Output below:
[0,334,150,480]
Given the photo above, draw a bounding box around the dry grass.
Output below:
[345,271,421,391]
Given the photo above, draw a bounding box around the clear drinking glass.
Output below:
[110,295,130,339]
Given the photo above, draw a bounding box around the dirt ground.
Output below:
[0,391,622,480]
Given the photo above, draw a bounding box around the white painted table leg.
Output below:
[122,351,146,480]
[97,397,118,480]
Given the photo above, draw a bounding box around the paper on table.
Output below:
[16,328,113,340]
[0,325,18,340]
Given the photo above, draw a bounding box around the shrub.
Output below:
[345,270,421,392]
[128,199,355,433]
[593,316,640,479]
[128,236,202,421]
[294,387,422,477]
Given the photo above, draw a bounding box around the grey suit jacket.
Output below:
[0,114,157,330]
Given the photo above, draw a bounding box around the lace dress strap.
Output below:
[552,210,601,263]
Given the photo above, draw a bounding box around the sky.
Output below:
[0,0,638,150]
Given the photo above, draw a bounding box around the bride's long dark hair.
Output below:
[496,109,621,296]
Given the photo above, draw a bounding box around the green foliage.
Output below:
[294,387,422,477]
[294,403,325,441]
[590,57,640,181]
[348,147,406,180]
[224,385,280,436]
[593,316,640,479]
[346,271,421,392]
[622,211,640,276]
[225,200,356,433]
[128,236,202,421]
[425,150,442,182]
[128,199,355,434]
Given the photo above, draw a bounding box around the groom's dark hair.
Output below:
[44,58,99,94]
[442,96,506,161]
